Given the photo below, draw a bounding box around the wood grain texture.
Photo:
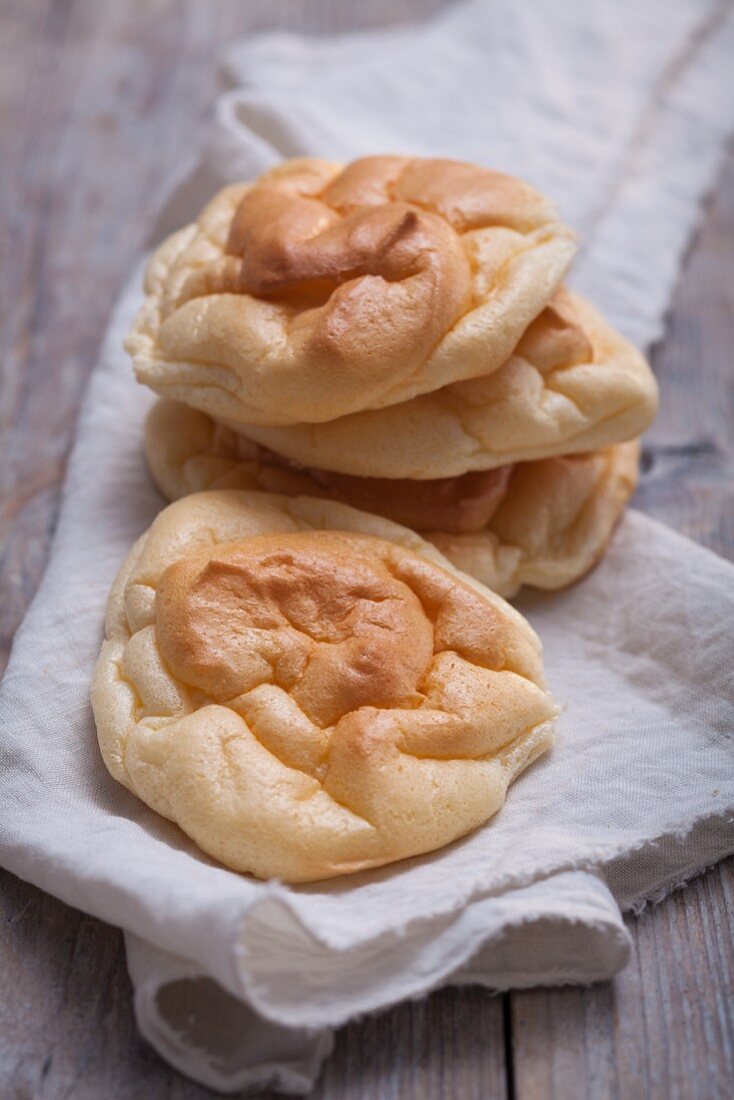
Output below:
[510,860,734,1100]
[0,2,731,1098]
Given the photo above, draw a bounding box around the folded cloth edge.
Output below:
[126,868,630,1092]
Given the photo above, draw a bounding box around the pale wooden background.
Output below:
[0,2,732,1098]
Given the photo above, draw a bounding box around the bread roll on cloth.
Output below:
[236,289,657,479]
[127,156,576,426]
[91,491,556,882]
[146,400,640,598]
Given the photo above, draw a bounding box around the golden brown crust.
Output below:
[145,397,514,535]
[145,400,640,597]
[239,291,658,478]
[156,532,436,727]
[91,491,556,882]
[128,156,575,426]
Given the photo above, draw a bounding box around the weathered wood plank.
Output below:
[510,152,734,1100]
[313,987,507,1100]
[510,860,734,1100]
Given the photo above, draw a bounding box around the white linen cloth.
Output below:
[1,0,733,1094]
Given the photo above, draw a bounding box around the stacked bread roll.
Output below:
[90,157,656,882]
[130,156,657,597]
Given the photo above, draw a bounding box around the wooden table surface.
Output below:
[1,2,732,1097]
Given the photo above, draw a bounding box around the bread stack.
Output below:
[130,156,657,598]
[90,156,657,882]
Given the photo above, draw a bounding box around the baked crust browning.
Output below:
[239,290,657,479]
[91,492,556,882]
[145,400,640,598]
[145,397,514,535]
[156,533,436,727]
[127,156,575,426]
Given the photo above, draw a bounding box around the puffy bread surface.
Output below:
[146,401,639,597]
[91,491,556,882]
[430,440,640,596]
[145,398,515,536]
[128,156,576,426]
[239,291,658,479]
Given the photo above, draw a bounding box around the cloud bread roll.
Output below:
[91,491,556,882]
[145,399,640,597]
[127,156,576,426]
[238,290,657,479]
[429,441,640,596]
